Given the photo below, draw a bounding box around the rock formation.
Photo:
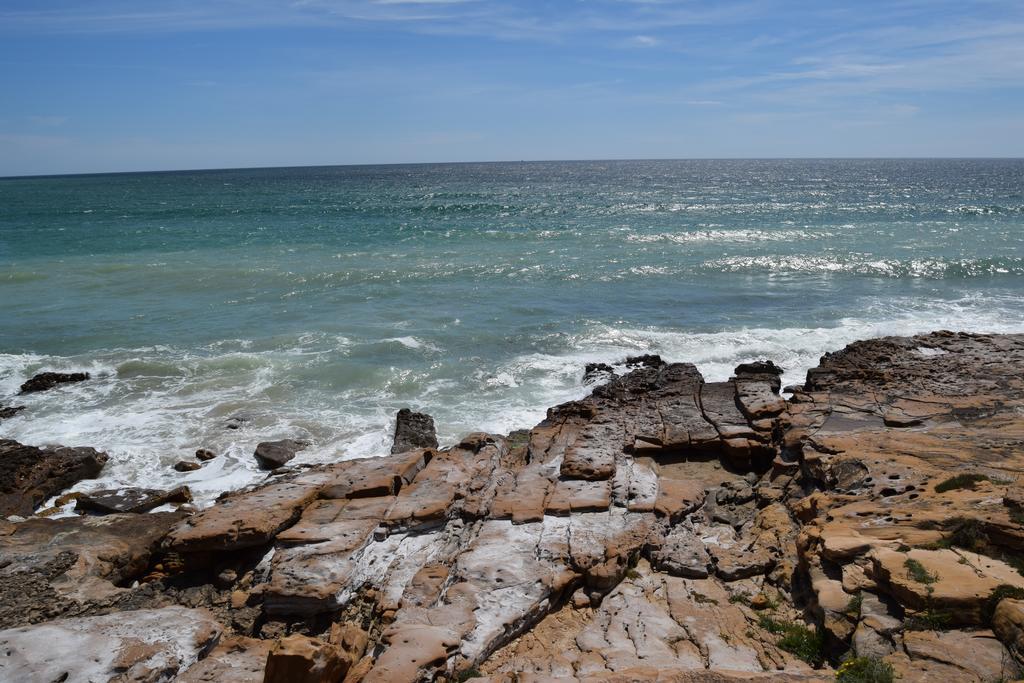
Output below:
[392,408,439,454]
[0,439,108,516]
[2,331,1024,682]
[18,370,90,394]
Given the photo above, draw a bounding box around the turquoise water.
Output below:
[2,159,1023,504]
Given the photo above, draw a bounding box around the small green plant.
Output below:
[728,593,750,605]
[903,610,953,631]
[455,667,482,682]
[692,592,719,605]
[835,656,895,682]
[1009,508,1024,525]
[904,558,938,584]
[624,568,641,580]
[946,517,989,552]
[935,473,991,493]
[757,615,824,666]
[844,593,863,616]
[778,625,824,666]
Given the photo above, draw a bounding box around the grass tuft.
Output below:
[757,615,824,666]
[835,656,895,682]
[904,558,938,584]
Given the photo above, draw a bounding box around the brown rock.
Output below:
[195,448,218,461]
[0,439,108,516]
[264,633,351,683]
[254,439,310,470]
[174,460,202,472]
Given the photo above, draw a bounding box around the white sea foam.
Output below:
[625,229,826,244]
[3,295,1023,510]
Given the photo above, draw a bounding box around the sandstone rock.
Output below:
[993,598,1024,663]
[175,460,202,472]
[178,635,272,682]
[195,448,218,461]
[76,485,192,514]
[164,474,326,553]
[0,439,108,516]
[391,408,438,454]
[0,511,187,628]
[0,606,221,682]
[869,547,1024,623]
[254,439,310,470]
[264,633,352,683]
[18,371,90,394]
[891,629,1019,682]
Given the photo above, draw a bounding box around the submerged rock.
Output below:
[254,439,310,470]
[0,405,26,420]
[391,408,438,454]
[18,371,90,394]
[0,439,108,517]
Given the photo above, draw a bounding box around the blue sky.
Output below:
[1,0,1023,175]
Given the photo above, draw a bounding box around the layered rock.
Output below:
[2,331,1024,682]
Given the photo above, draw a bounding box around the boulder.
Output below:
[18,371,90,394]
[0,439,108,516]
[174,460,202,472]
[195,449,218,461]
[993,598,1024,662]
[0,607,221,682]
[391,408,438,454]
[254,439,310,470]
[75,485,192,514]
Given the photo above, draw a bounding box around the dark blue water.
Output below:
[2,159,1023,504]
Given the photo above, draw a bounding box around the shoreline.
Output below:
[3,330,1024,681]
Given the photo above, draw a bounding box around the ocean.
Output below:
[2,159,1023,506]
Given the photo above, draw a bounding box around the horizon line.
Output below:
[3,156,1024,181]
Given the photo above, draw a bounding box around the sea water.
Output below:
[2,159,1023,505]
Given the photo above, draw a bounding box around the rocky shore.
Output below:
[2,331,1024,682]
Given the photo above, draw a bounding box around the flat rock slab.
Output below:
[165,476,325,553]
[0,439,108,516]
[0,606,222,682]
[560,422,620,480]
[0,511,188,629]
[547,479,612,515]
[75,485,192,514]
[320,450,431,499]
[19,371,90,394]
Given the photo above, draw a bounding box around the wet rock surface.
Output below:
[2,331,1024,681]
[254,439,310,470]
[18,370,90,394]
[0,439,108,516]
